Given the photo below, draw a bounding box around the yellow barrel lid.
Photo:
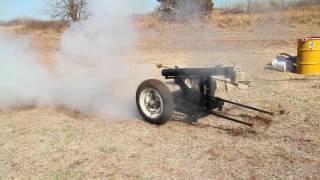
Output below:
[301,37,320,41]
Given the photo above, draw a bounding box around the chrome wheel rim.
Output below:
[139,88,163,119]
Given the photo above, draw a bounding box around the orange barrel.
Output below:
[297,37,320,75]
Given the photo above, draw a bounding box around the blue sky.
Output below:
[0,0,235,21]
[0,0,45,20]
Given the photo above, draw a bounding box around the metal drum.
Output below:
[297,37,320,75]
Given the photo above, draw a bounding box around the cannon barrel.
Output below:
[162,67,235,78]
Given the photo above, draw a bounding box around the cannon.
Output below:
[136,65,274,126]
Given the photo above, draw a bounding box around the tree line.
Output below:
[46,0,215,21]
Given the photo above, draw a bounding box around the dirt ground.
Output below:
[0,19,319,179]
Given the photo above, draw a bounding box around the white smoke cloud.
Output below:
[0,33,51,108]
[50,10,139,118]
[0,0,151,119]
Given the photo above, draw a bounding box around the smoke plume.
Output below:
[0,33,51,108]
[0,1,151,119]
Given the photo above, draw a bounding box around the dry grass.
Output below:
[135,4,320,30]
[134,13,163,30]
[1,18,68,34]
[209,10,259,28]
[286,5,320,23]
[23,20,68,33]
[208,5,320,29]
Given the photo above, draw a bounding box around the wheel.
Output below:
[136,79,174,125]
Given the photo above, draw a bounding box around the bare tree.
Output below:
[46,0,89,21]
[269,0,280,9]
[246,0,254,14]
[157,0,214,16]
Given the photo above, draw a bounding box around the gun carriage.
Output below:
[136,65,273,126]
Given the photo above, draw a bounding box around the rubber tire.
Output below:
[136,79,174,125]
